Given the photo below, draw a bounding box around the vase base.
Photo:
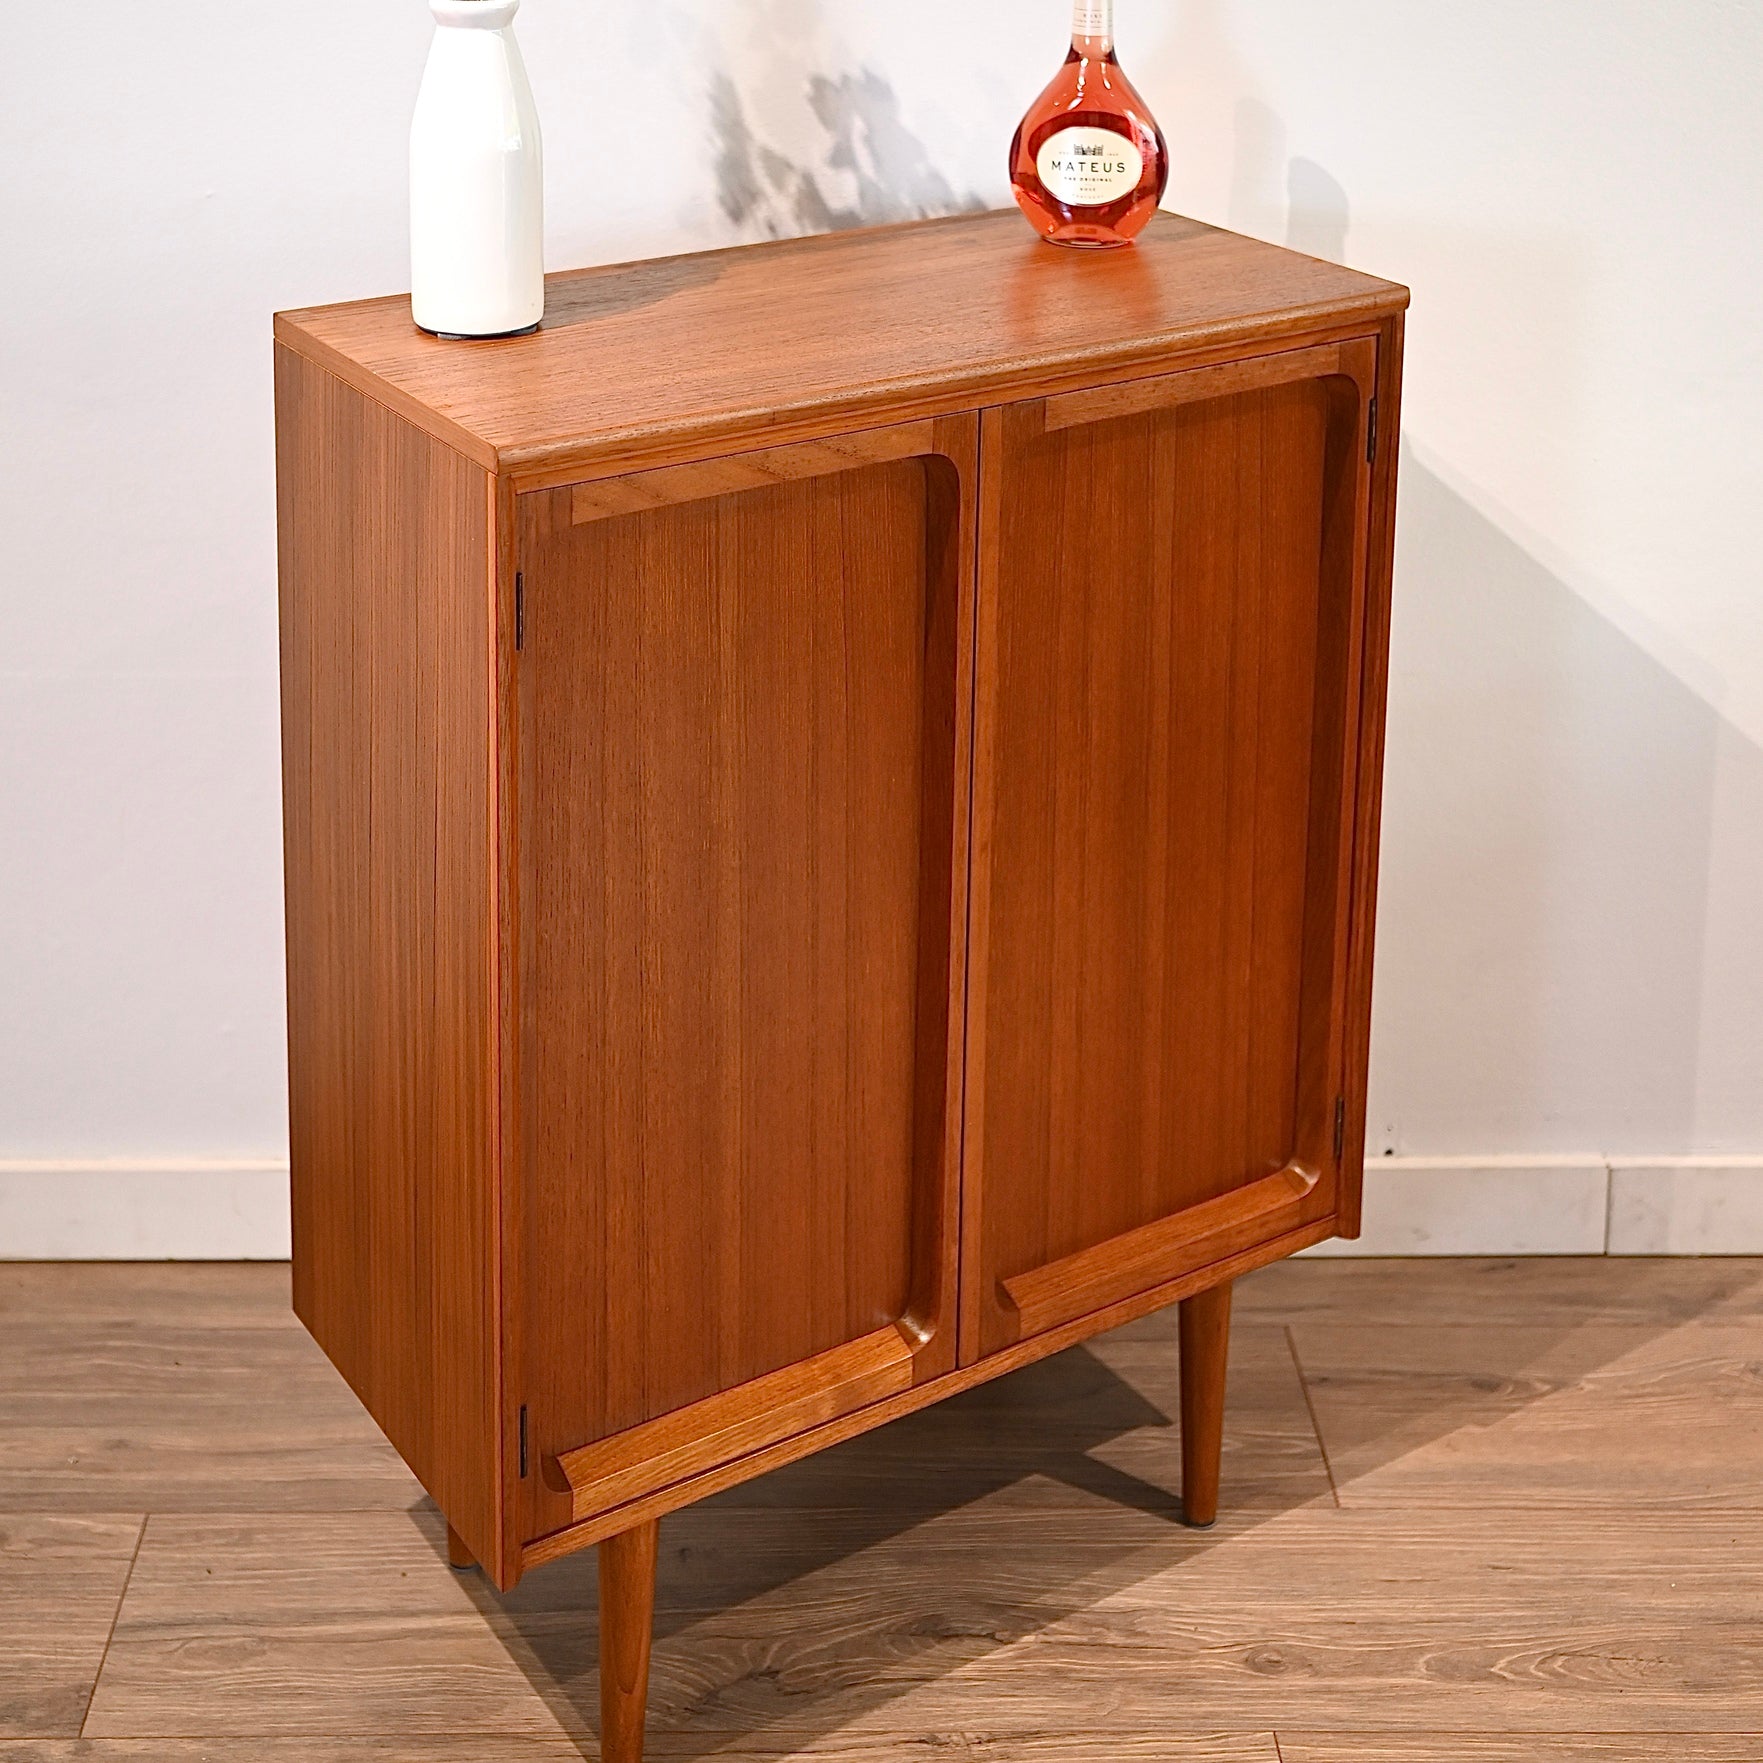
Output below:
[417,320,542,341]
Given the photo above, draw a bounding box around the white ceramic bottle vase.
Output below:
[409,0,544,338]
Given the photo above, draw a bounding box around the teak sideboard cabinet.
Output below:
[275,209,1407,1759]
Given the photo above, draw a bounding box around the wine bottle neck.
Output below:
[1070,0,1114,51]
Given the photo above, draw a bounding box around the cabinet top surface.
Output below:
[274,209,1407,478]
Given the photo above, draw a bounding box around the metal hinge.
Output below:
[518,1405,529,1478]
[1333,1097,1347,1162]
[1366,398,1378,463]
[515,571,525,652]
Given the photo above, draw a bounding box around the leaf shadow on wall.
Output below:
[709,67,986,238]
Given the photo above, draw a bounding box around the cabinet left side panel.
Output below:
[274,344,508,1581]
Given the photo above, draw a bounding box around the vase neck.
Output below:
[431,0,519,29]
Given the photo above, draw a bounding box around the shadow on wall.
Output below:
[710,67,985,237]
[1210,84,1763,1154]
[1231,96,1350,264]
[1286,156,1349,262]
[1370,454,1763,1155]
[696,0,1763,1153]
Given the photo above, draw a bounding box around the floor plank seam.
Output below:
[12,1260,1763,1751]
[1284,1324,1339,1507]
[76,1509,147,1739]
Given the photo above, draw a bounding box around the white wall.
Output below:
[3,0,1759,1254]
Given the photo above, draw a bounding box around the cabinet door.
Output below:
[962,341,1378,1363]
[515,418,975,1540]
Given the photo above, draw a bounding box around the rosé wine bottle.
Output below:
[1009,0,1168,248]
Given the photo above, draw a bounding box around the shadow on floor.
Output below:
[456,1341,1195,1750]
[446,1257,1723,1756]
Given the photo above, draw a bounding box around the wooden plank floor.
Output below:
[3,1258,1762,1759]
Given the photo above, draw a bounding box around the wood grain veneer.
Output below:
[999,1165,1317,1341]
[513,419,973,1547]
[555,1325,917,1524]
[962,346,1374,1364]
[598,1519,660,1763]
[275,207,1408,1759]
[274,210,1404,484]
[275,345,504,1576]
[521,1214,1337,1568]
[1338,313,1405,1235]
[1178,1280,1234,1526]
[445,1523,475,1571]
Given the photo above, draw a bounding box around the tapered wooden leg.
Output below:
[599,1519,660,1763]
[445,1523,475,1571]
[1179,1279,1233,1527]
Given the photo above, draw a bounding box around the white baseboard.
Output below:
[2,1155,1762,1260]
[0,1160,291,1259]
[1305,1154,1763,1257]
[1607,1160,1763,1255]
[1303,1156,1613,1256]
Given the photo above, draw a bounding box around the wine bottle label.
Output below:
[1036,127,1143,206]
[1071,0,1113,37]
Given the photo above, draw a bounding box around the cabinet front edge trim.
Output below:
[494,304,1405,490]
